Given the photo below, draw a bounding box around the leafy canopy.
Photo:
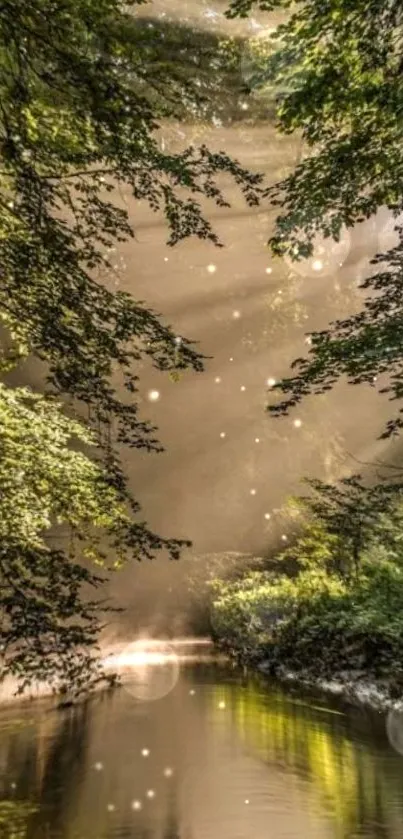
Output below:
[0,0,264,694]
[227,0,403,438]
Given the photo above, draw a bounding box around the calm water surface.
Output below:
[1,651,403,839]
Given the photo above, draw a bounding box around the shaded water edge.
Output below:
[1,637,402,714]
[255,661,403,713]
[210,637,403,713]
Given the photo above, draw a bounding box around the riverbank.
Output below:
[211,634,403,712]
[210,641,403,712]
[259,662,403,712]
[209,557,403,713]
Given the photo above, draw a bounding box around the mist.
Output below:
[7,0,403,642]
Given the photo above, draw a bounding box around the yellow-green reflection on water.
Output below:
[1,660,403,839]
[208,676,403,838]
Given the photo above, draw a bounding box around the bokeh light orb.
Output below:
[386,708,403,756]
[284,227,351,278]
[105,640,180,703]
[147,389,160,403]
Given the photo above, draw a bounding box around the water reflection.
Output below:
[1,654,403,838]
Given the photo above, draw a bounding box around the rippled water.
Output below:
[1,648,403,839]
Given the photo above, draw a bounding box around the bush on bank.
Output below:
[210,480,403,699]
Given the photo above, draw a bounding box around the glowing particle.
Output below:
[7,201,14,209]
[281,534,288,542]
[175,336,182,345]
[218,701,226,710]
[207,264,217,273]
[245,799,250,805]
[10,783,16,790]
[240,102,249,110]
[132,800,142,811]
[164,257,169,262]
[189,689,196,696]
[293,419,302,428]
[147,389,160,402]
[373,376,378,382]
[229,357,234,362]
[255,437,260,443]
[250,488,257,496]
[146,790,156,799]
[240,386,246,393]
[267,378,276,387]
[265,267,272,275]
[141,749,150,757]
[215,376,221,384]
[264,514,271,521]
[163,767,174,778]
[312,259,323,272]
[232,310,241,319]
[107,804,115,812]
[220,432,226,439]
[94,762,103,771]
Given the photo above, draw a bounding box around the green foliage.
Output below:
[0,800,37,839]
[269,559,403,693]
[0,0,265,695]
[227,0,403,439]
[0,377,141,694]
[292,475,403,577]
[212,557,403,694]
[211,475,403,696]
[114,17,252,125]
[182,552,265,636]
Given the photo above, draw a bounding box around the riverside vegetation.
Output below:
[206,476,403,704]
[198,0,403,705]
[2,0,403,702]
